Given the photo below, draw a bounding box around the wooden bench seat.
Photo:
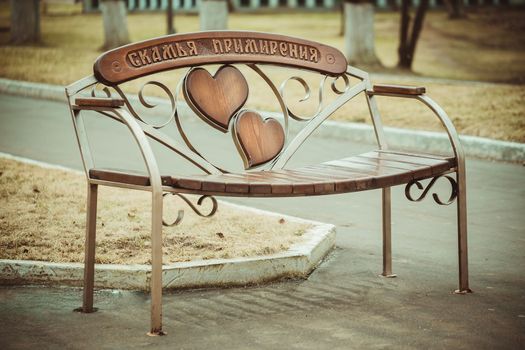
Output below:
[90,151,456,197]
[66,30,471,336]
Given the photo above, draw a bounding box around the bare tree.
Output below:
[444,0,467,19]
[343,0,381,67]
[397,0,428,70]
[10,0,40,44]
[100,0,130,50]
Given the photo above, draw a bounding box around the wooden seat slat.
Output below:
[280,167,378,194]
[353,154,433,171]
[295,167,359,180]
[362,151,450,167]
[334,156,423,173]
[240,172,295,194]
[219,173,274,194]
[376,149,454,162]
[308,160,422,189]
[174,178,203,190]
[276,169,341,193]
[350,156,434,178]
[255,171,316,194]
[315,163,407,190]
[324,159,416,181]
[291,167,367,194]
[361,151,456,175]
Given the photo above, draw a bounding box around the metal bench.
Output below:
[65,31,471,336]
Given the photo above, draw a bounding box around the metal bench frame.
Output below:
[65,31,471,336]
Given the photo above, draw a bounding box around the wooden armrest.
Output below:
[371,84,426,95]
[74,97,125,108]
[89,168,173,187]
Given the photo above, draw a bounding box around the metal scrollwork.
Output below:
[279,75,327,121]
[279,74,351,121]
[405,175,458,206]
[113,79,178,129]
[90,84,112,98]
[162,193,218,226]
[330,74,350,95]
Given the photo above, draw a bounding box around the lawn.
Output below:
[0,5,524,142]
[0,157,308,264]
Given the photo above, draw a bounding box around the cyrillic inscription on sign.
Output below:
[125,38,321,69]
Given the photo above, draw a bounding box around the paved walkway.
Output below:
[0,94,524,349]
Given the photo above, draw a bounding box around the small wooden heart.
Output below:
[233,111,285,169]
[184,65,249,132]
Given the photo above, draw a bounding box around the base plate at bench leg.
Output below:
[381,188,397,278]
[80,183,98,313]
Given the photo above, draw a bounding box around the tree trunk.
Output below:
[397,0,428,70]
[444,0,467,19]
[387,0,398,10]
[339,1,344,37]
[10,0,40,44]
[200,0,228,31]
[167,0,176,34]
[398,0,410,68]
[100,0,130,50]
[343,2,381,67]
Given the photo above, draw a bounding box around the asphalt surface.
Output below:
[0,94,524,349]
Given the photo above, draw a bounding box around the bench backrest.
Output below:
[66,31,381,176]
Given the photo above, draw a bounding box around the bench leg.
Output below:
[148,190,165,336]
[81,183,98,313]
[381,187,396,278]
[455,170,472,294]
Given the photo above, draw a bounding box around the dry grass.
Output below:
[0,5,524,141]
[374,9,525,83]
[0,158,309,265]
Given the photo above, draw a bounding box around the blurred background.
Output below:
[1,0,524,142]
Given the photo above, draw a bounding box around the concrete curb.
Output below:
[0,223,336,291]
[1,78,523,162]
[0,153,336,291]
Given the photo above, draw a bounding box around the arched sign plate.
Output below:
[93,31,347,85]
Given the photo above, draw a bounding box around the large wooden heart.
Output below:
[233,111,285,169]
[184,65,249,132]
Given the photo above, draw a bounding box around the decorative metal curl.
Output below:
[279,75,327,121]
[330,74,351,95]
[90,84,112,98]
[162,193,218,226]
[279,74,351,121]
[405,175,458,206]
[113,79,178,129]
